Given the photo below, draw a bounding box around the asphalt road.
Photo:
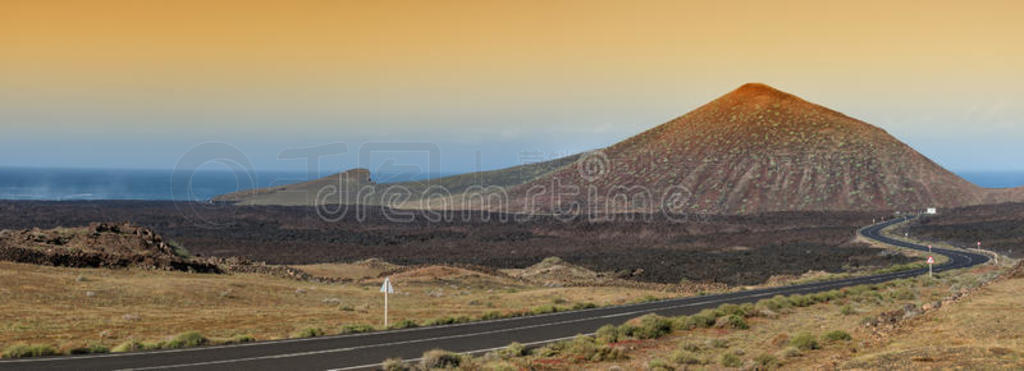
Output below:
[0,217,988,371]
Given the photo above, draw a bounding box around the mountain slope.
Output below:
[496,83,1013,214]
[217,83,1022,213]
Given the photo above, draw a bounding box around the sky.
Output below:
[1,0,1023,175]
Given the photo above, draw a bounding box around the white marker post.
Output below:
[927,256,935,277]
[928,245,932,253]
[380,277,394,327]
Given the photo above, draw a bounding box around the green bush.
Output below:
[724,315,749,330]
[670,315,690,331]
[683,313,716,329]
[770,295,793,310]
[780,346,802,358]
[388,319,419,330]
[2,344,59,358]
[164,331,209,349]
[572,302,597,310]
[678,342,703,352]
[632,314,674,339]
[788,294,813,307]
[754,353,781,369]
[424,316,471,326]
[292,327,325,338]
[789,333,820,350]
[420,349,463,369]
[562,335,625,362]
[220,334,256,344]
[497,342,526,359]
[530,304,559,315]
[68,343,110,355]
[840,304,855,315]
[595,324,620,343]
[823,330,852,342]
[111,340,159,353]
[720,352,743,367]
[709,338,730,348]
[648,358,675,370]
[717,303,742,317]
[380,358,409,371]
[339,324,376,334]
[671,350,705,365]
[480,311,503,320]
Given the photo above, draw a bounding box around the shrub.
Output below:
[292,327,325,338]
[671,350,705,365]
[479,311,503,320]
[709,338,730,348]
[720,352,743,367]
[780,346,802,358]
[2,344,59,358]
[788,294,813,307]
[220,334,256,344]
[616,324,640,339]
[724,315,749,330]
[770,295,792,310]
[111,340,154,353]
[754,353,781,369]
[530,305,559,315]
[840,305,855,316]
[595,324,620,343]
[420,349,463,369]
[563,335,625,362]
[789,333,820,350]
[823,330,852,342]
[572,302,597,310]
[68,343,110,355]
[380,358,408,371]
[648,358,675,370]
[718,303,742,317]
[164,331,208,349]
[497,342,526,359]
[424,316,469,326]
[339,324,375,334]
[670,315,690,331]
[388,320,419,330]
[739,303,756,317]
[684,313,716,329]
[632,314,674,339]
[679,342,703,352]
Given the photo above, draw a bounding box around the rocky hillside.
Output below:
[495,83,1020,214]
[0,222,220,272]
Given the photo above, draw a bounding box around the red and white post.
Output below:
[927,256,935,277]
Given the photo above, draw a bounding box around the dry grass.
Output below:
[842,270,1024,369]
[0,261,671,351]
[475,263,1008,370]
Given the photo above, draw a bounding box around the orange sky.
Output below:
[2,0,1023,171]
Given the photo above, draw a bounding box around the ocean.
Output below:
[0,167,449,201]
[0,167,1022,201]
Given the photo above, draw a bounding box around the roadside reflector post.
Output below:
[927,256,935,277]
[381,277,394,327]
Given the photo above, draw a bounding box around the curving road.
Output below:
[0,217,988,371]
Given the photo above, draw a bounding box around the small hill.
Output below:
[214,154,580,206]
[0,222,220,272]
